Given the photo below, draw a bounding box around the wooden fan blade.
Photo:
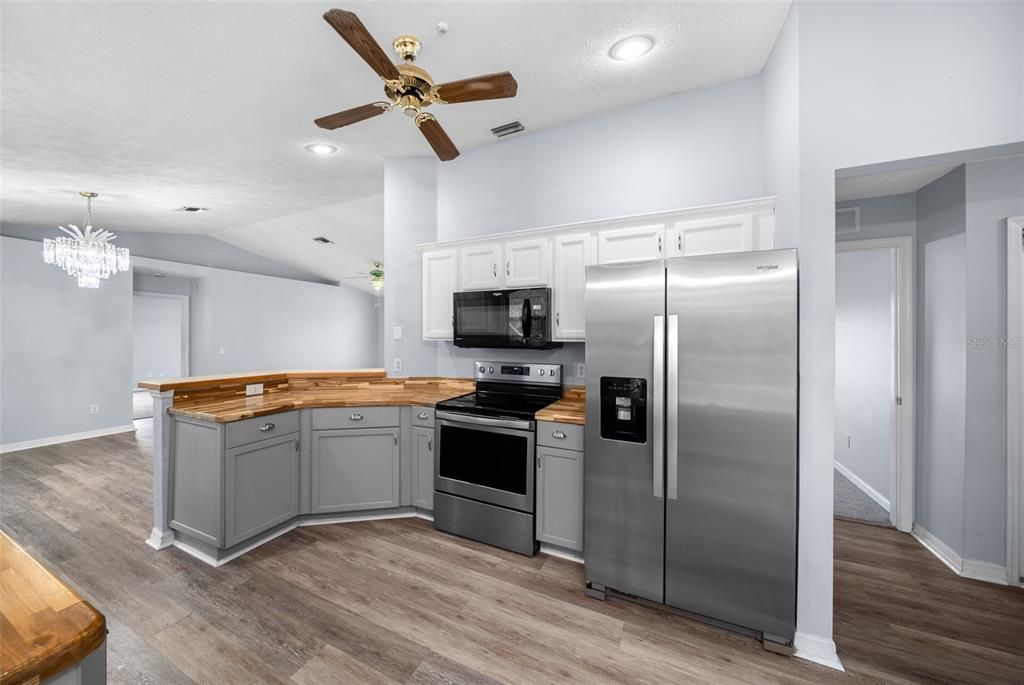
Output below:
[314,103,388,130]
[415,114,459,161]
[434,71,518,104]
[322,9,401,81]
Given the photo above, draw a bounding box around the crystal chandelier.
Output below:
[43,192,130,288]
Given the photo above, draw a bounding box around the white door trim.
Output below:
[1006,216,1024,587]
[133,291,190,378]
[835,237,915,532]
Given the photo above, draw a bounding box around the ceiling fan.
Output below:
[313,9,519,162]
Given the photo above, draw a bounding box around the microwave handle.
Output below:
[522,298,532,338]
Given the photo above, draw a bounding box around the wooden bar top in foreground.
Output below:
[138,369,586,424]
[0,531,105,685]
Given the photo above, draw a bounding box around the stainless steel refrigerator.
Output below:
[583,249,798,648]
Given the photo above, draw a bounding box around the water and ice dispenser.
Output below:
[599,377,647,443]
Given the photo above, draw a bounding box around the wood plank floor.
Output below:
[2,421,1022,684]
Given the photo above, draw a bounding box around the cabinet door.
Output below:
[668,213,754,257]
[753,212,776,251]
[459,244,503,290]
[503,237,549,287]
[422,249,458,340]
[597,224,666,264]
[552,233,595,341]
[536,445,584,551]
[312,429,400,514]
[225,433,299,548]
[411,426,434,511]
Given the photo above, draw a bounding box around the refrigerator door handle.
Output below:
[666,314,679,501]
[653,315,665,498]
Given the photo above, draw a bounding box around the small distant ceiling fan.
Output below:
[313,9,519,161]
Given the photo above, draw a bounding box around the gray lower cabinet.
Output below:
[312,428,400,513]
[411,426,434,511]
[224,433,300,547]
[536,444,584,551]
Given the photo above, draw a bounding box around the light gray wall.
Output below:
[1,236,133,445]
[185,265,380,375]
[836,193,916,243]
[436,75,764,241]
[1,223,328,284]
[835,248,893,503]
[915,166,968,556]
[383,157,439,378]
[963,154,1024,564]
[132,294,184,383]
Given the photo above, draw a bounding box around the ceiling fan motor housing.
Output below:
[385,63,436,114]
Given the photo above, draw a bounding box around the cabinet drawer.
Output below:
[537,421,584,451]
[411,406,435,428]
[226,411,299,449]
[312,406,400,430]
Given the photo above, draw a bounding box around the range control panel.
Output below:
[473,361,562,385]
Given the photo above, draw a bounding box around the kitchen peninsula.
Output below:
[139,370,584,566]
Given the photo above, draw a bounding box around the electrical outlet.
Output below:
[393,358,403,372]
[576,363,585,379]
[246,383,264,397]
[218,346,226,355]
[89,404,100,415]
[393,326,403,340]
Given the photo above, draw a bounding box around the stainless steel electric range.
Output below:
[433,361,562,556]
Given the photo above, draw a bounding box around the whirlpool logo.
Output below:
[756,264,780,271]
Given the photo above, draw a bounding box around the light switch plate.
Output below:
[576,363,586,379]
[393,326,403,340]
[246,383,264,396]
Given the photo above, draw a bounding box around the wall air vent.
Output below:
[312,236,334,244]
[491,121,525,138]
[177,206,209,212]
[835,206,861,234]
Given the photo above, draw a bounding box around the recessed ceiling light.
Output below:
[305,143,338,155]
[609,35,654,61]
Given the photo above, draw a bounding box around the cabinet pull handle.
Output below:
[492,263,497,277]
[294,437,300,451]
[258,422,275,432]
[417,411,429,420]
[552,430,567,440]
[394,433,398,445]
[677,232,682,251]
[349,413,363,421]
[556,312,560,327]
[537,454,541,468]
[658,234,662,253]
[428,438,432,451]
[506,261,511,277]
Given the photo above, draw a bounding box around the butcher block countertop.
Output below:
[534,387,585,425]
[0,531,105,685]
[141,369,587,424]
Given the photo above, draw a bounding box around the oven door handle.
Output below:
[435,410,533,431]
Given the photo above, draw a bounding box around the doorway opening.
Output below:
[132,280,190,420]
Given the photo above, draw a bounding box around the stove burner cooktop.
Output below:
[435,361,563,421]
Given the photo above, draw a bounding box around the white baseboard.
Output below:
[961,559,1009,585]
[539,543,584,564]
[145,528,174,550]
[912,523,963,574]
[794,631,844,672]
[834,461,890,513]
[1,424,136,454]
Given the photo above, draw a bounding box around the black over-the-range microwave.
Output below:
[452,287,563,349]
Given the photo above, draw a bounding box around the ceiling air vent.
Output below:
[491,121,525,138]
[177,206,209,212]
[835,206,861,234]
[312,236,334,245]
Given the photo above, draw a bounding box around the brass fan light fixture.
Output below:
[313,9,519,161]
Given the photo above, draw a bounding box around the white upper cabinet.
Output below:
[503,237,550,287]
[753,213,776,251]
[667,213,755,257]
[552,233,595,341]
[422,249,458,340]
[459,244,502,290]
[597,224,666,265]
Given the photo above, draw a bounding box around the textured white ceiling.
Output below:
[835,163,961,202]
[1,1,791,289]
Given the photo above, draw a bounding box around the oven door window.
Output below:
[454,291,508,343]
[438,424,528,495]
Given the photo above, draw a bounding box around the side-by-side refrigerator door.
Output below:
[664,249,798,643]
[583,260,666,604]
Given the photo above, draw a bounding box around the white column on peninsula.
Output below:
[146,389,175,549]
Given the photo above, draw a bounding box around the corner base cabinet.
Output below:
[312,428,400,513]
[225,433,299,547]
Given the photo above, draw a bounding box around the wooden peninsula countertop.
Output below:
[0,532,105,685]
[140,369,586,425]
